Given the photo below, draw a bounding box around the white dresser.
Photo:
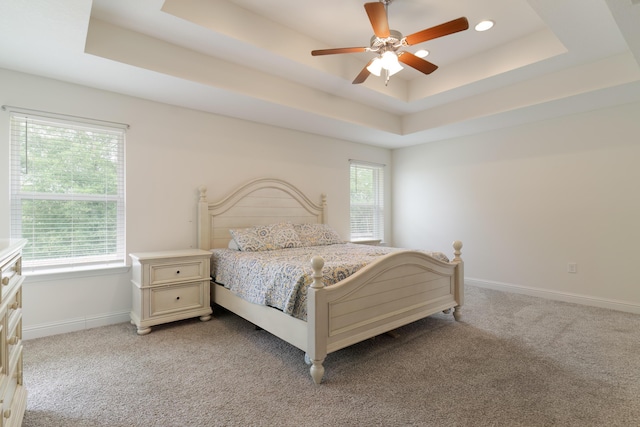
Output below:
[129,249,213,335]
[0,239,27,427]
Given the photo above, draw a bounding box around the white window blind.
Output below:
[350,160,384,242]
[9,111,126,270]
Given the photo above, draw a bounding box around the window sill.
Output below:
[23,264,130,283]
[350,239,383,246]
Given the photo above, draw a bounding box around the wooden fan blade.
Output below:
[352,60,373,84]
[398,52,438,74]
[364,2,390,38]
[404,17,469,46]
[311,47,367,56]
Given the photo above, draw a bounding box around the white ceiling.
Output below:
[1,0,639,148]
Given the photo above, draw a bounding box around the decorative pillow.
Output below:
[230,223,303,251]
[229,228,261,251]
[228,239,240,250]
[293,223,344,247]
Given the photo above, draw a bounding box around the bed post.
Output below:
[307,256,327,384]
[320,194,327,224]
[197,186,210,250]
[452,240,464,321]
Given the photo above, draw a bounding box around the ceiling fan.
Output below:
[311,0,469,85]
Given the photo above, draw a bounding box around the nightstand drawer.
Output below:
[149,281,205,317]
[149,260,207,285]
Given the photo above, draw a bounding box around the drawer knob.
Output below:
[9,302,18,310]
[3,409,10,419]
[7,336,18,345]
[1,277,8,286]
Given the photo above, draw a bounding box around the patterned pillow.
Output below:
[230,223,303,251]
[293,223,344,247]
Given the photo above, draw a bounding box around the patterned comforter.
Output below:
[211,243,449,321]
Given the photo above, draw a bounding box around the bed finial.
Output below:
[198,186,208,203]
[310,256,325,289]
[452,240,463,262]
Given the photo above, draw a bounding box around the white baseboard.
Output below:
[23,311,131,340]
[466,277,640,314]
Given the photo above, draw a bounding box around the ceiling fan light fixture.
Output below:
[386,60,404,76]
[380,50,399,69]
[475,20,494,32]
[367,57,383,76]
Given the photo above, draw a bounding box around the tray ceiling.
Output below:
[1,0,639,148]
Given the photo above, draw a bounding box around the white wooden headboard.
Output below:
[197,178,327,250]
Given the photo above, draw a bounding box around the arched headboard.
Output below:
[197,178,327,250]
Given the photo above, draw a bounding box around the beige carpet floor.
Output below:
[22,286,640,426]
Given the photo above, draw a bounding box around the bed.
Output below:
[197,178,464,384]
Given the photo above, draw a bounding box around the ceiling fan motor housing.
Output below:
[369,29,403,52]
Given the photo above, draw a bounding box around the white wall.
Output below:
[392,101,640,313]
[6,67,638,339]
[0,68,391,338]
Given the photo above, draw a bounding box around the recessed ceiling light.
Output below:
[414,49,429,58]
[475,20,494,32]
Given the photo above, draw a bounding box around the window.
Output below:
[9,110,126,271]
[349,160,384,242]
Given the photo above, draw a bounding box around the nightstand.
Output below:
[129,249,213,335]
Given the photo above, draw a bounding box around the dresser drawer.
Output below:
[0,316,22,416]
[1,346,25,427]
[149,281,206,317]
[6,290,21,323]
[7,310,22,368]
[0,253,21,299]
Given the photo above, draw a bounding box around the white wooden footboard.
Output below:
[307,242,463,384]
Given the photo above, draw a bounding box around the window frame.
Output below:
[8,109,127,273]
[349,160,385,243]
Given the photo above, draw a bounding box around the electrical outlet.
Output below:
[567,263,577,273]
